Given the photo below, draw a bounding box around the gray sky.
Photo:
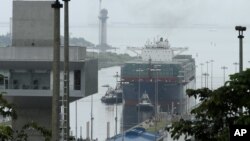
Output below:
[1,0,250,27]
[1,0,250,70]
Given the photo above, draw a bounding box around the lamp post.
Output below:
[136,68,144,124]
[76,101,78,140]
[233,62,239,73]
[120,81,129,141]
[195,65,198,89]
[51,0,62,140]
[114,72,120,137]
[202,73,209,88]
[210,60,214,90]
[177,74,184,113]
[90,92,94,140]
[235,26,246,72]
[200,63,204,88]
[150,67,161,141]
[221,66,228,84]
[206,61,209,88]
[62,0,70,140]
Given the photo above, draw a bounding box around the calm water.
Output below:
[70,66,123,140]
[69,66,190,141]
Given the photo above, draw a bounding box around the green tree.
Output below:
[167,69,250,141]
[0,92,51,141]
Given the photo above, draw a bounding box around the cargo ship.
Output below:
[121,37,195,129]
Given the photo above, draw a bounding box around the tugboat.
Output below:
[101,72,123,104]
[136,91,154,111]
[101,84,122,104]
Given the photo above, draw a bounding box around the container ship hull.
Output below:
[122,79,195,130]
[123,81,185,112]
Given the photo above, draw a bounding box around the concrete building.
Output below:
[0,1,98,140]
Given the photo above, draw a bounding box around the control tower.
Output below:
[95,8,116,52]
[99,9,108,47]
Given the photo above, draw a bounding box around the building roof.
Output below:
[108,127,160,141]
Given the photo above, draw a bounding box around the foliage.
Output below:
[167,69,250,141]
[61,36,95,47]
[0,92,51,141]
[0,33,95,47]
[87,52,137,69]
[0,94,17,120]
[13,122,51,141]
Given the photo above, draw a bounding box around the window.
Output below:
[74,70,81,90]
[0,75,3,85]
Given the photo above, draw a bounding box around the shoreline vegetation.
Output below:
[87,52,137,69]
[0,33,137,69]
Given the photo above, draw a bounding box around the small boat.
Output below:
[101,84,122,104]
[137,92,154,111]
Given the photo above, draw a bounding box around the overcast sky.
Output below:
[0,0,250,27]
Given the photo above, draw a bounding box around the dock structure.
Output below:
[0,1,98,140]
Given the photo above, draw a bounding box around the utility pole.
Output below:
[221,66,228,84]
[51,0,62,140]
[62,0,70,140]
[200,63,204,88]
[235,26,246,116]
[114,72,119,137]
[150,67,161,141]
[91,93,94,140]
[99,0,102,46]
[203,73,209,88]
[210,60,214,90]
[233,62,239,73]
[235,26,246,72]
[206,61,209,88]
[136,68,143,124]
[76,101,78,139]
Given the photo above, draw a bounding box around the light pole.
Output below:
[235,26,246,72]
[63,0,70,140]
[120,81,129,141]
[233,62,239,73]
[210,60,214,90]
[195,65,198,90]
[136,68,144,124]
[206,61,209,88]
[200,63,204,88]
[202,73,209,88]
[91,93,94,140]
[221,66,228,84]
[150,67,161,141]
[114,72,119,137]
[177,74,184,114]
[51,0,62,140]
[75,101,78,140]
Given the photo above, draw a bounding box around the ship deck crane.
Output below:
[127,46,142,57]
